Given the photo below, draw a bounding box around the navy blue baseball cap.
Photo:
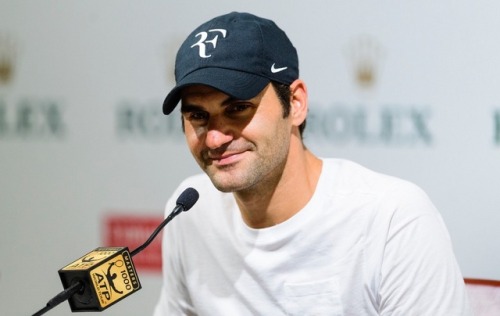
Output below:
[163,12,299,115]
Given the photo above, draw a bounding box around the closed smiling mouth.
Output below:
[206,151,246,166]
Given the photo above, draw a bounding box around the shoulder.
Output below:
[325,158,422,191]
[323,158,437,217]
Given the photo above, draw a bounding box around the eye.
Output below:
[225,102,252,116]
[183,109,209,125]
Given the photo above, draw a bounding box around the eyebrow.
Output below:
[180,104,203,113]
[180,95,241,113]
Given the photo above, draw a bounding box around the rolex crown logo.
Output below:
[0,33,17,85]
[347,35,384,89]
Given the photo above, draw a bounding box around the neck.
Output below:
[233,143,322,229]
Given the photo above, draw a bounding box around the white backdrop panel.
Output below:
[0,1,499,315]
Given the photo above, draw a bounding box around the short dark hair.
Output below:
[271,81,306,137]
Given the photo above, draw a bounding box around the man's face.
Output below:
[180,83,292,193]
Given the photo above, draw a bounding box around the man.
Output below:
[154,12,471,315]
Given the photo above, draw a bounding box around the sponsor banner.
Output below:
[306,104,433,146]
[0,98,66,139]
[103,214,164,273]
[115,101,183,141]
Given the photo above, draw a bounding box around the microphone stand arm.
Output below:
[130,204,183,257]
[32,281,84,316]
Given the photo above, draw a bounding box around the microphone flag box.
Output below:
[58,246,141,312]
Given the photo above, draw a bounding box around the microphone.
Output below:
[33,187,199,315]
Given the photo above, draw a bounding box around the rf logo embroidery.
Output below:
[191,29,227,58]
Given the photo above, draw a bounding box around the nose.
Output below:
[205,119,233,149]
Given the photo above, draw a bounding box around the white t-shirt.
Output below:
[154,159,471,315]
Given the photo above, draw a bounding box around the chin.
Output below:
[210,180,242,193]
[205,165,259,193]
[209,175,249,193]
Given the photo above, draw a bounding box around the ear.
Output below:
[289,79,308,127]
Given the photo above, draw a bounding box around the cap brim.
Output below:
[163,67,270,115]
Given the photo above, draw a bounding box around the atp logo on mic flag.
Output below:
[89,251,140,308]
[58,247,142,312]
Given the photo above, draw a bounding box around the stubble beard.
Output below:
[201,138,290,194]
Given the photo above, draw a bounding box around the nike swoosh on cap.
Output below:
[271,63,288,73]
